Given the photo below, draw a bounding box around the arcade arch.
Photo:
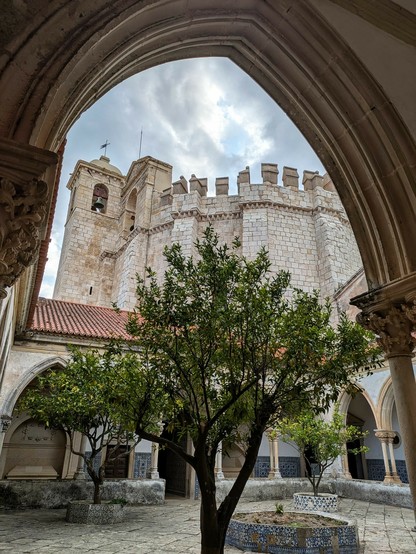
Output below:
[346,392,378,481]
[1,0,416,517]
[1,357,68,419]
[2,2,416,289]
[0,359,78,480]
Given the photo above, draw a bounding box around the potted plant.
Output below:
[226,502,360,553]
[19,347,146,523]
[277,408,368,512]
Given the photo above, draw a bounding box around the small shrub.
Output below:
[110,498,127,505]
[275,503,284,515]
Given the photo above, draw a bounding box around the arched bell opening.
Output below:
[91,183,109,214]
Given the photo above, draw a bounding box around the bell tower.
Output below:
[53,156,124,305]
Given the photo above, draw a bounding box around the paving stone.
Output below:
[0,498,415,552]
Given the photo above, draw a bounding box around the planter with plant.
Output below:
[277,408,368,513]
[226,502,359,553]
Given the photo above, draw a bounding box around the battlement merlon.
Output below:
[303,170,323,191]
[172,176,188,194]
[282,166,299,189]
[165,166,337,199]
[189,174,208,196]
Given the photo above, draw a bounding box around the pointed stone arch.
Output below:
[378,377,396,431]
[338,388,380,429]
[2,356,67,417]
[1,1,415,291]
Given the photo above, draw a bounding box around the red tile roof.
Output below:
[30,298,134,340]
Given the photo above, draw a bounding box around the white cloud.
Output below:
[43,57,325,297]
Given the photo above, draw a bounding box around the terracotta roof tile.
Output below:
[30,298,134,340]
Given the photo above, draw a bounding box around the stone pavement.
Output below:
[0,497,415,553]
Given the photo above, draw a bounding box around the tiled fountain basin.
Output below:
[66,501,125,524]
[293,492,339,513]
[225,511,359,553]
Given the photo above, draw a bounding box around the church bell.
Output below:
[93,196,105,211]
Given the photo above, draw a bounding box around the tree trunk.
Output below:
[93,479,101,504]
[197,426,265,553]
[199,495,230,554]
[198,463,224,554]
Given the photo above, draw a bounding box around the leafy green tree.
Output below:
[121,227,379,554]
[277,408,368,496]
[19,347,160,504]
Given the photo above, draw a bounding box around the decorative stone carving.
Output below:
[374,430,396,443]
[0,415,12,433]
[356,303,416,357]
[0,138,57,298]
[402,299,416,325]
[0,178,49,298]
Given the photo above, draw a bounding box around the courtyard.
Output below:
[0,497,415,553]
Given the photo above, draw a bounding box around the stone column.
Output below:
[374,430,392,483]
[215,442,225,480]
[374,430,401,484]
[149,441,160,479]
[267,430,282,479]
[341,452,352,479]
[0,138,58,298]
[356,296,416,525]
[149,422,164,479]
[387,436,401,483]
[73,435,87,480]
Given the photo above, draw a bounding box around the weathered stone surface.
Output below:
[0,478,165,509]
[215,478,331,503]
[215,478,412,510]
[66,501,125,524]
[332,478,413,510]
[53,155,361,313]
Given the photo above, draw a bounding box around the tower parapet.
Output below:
[54,155,362,314]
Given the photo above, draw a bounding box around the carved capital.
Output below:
[357,302,416,357]
[374,429,396,444]
[266,428,279,441]
[0,177,49,298]
[0,138,57,298]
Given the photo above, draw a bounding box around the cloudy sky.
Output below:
[41,57,326,297]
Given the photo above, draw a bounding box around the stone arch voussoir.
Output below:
[1,1,415,290]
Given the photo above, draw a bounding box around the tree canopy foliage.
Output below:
[121,227,380,554]
[277,408,368,496]
[19,347,161,504]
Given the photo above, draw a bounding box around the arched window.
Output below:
[91,184,109,213]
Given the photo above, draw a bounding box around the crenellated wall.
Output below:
[54,156,362,312]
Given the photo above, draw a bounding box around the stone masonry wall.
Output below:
[53,157,363,313]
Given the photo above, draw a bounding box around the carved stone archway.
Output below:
[1,0,416,520]
[1,1,416,293]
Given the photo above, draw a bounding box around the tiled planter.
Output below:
[66,501,125,524]
[293,492,338,513]
[225,511,359,553]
